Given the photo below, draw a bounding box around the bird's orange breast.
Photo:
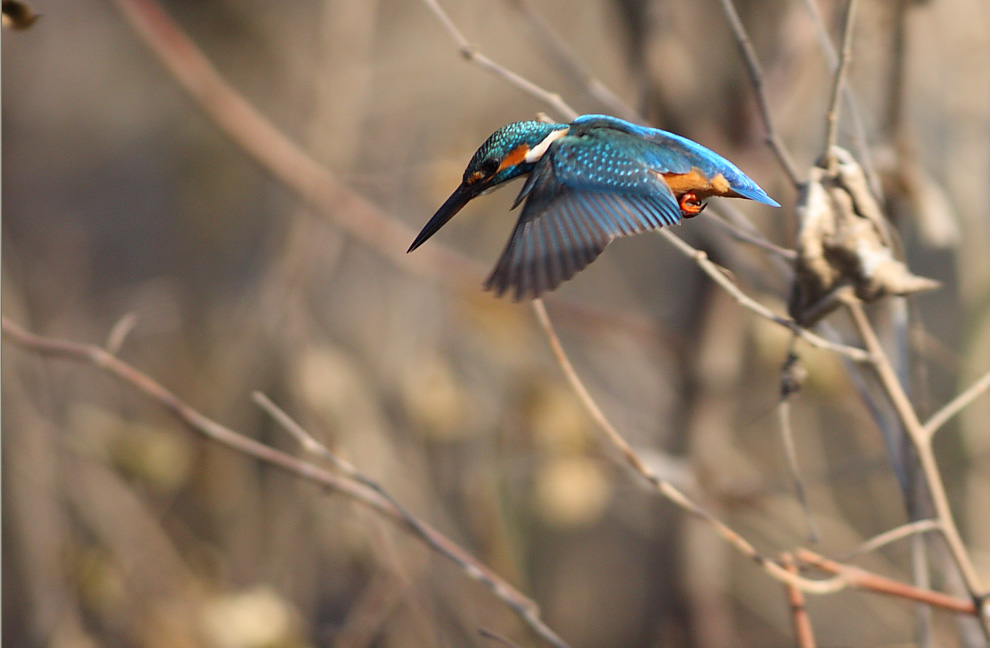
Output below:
[660,168,732,199]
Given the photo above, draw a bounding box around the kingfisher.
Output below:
[409,114,780,300]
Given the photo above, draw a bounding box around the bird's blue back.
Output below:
[568,115,778,206]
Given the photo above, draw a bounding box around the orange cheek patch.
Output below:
[497,144,530,173]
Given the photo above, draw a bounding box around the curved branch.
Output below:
[923,368,990,439]
[1,317,572,648]
[716,0,803,187]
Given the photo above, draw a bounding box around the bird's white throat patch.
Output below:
[525,128,569,163]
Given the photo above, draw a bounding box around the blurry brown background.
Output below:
[4,1,990,647]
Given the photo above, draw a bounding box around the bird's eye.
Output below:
[481,159,500,177]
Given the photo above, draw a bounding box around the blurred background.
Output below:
[4,0,990,646]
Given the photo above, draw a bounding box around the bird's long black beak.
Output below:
[408,182,482,253]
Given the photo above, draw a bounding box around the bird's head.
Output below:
[408,121,569,252]
[463,121,569,189]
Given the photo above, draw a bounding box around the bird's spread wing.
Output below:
[484,134,683,299]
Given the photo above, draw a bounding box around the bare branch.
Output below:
[782,553,818,648]
[798,0,880,195]
[777,395,821,543]
[658,230,872,362]
[110,0,479,286]
[706,204,798,261]
[503,0,642,122]
[2,317,573,648]
[11,313,973,619]
[923,368,990,439]
[531,300,669,484]
[105,312,138,355]
[840,520,942,561]
[716,0,803,187]
[796,549,977,615]
[845,299,989,634]
[822,0,858,169]
[418,0,578,120]
[531,302,850,596]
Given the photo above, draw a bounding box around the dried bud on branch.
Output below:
[2,0,40,29]
[790,147,939,325]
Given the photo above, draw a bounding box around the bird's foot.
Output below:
[678,193,707,218]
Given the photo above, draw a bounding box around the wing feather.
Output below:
[485,134,685,298]
[486,145,682,298]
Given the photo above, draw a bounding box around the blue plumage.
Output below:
[409,114,780,299]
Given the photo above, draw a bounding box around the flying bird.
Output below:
[408,114,779,299]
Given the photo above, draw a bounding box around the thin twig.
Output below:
[531,300,663,482]
[822,0,858,169]
[249,394,576,648]
[706,205,798,261]
[796,549,977,615]
[839,519,942,562]
[531,301,850,596]
[659,230,872,362]
[110,0,479,285]
[1,318,573,648]
[798,0,880,195]
[419,0,578,120]
[105,312,139,355]
[923,368,990,439]
[504,0,641,122]
[777,397,820,543]
[782,553,818,648]
[845,300,989,634]
[715,0,803,187]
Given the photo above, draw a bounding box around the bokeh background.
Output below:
[4,1,990,647]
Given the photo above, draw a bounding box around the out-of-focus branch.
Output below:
[110,0,479,285]
[531,301,851,596]
[840,520,942,561]
[1,318,573,648]
[419,0,578,120]
[10,307,959,625]
[104,312,139,355]
[798,0,879,194]
[845,300,990,635]
[715,0,803,187]
[659,230,871,362]
[777,395,820,542]
[250,393,571,648]
[796,549,977,615]
[822,0,858,170]
[502,0,642,123]
[923,368,990,439]
[782,553,817,648]
[706,205,798,262]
